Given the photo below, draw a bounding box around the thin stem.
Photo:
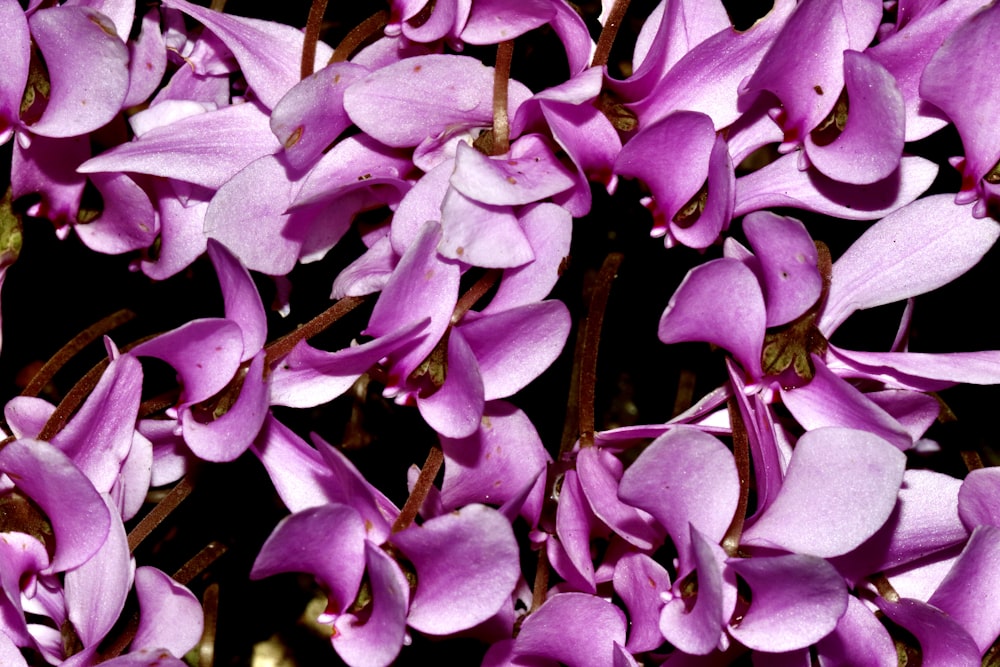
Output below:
[331,10,388,63]
[491,40,514,156]
[579,253,624,448]
[870,573,900,603]
[721,396,750,557]
[671,368,696,417]
[529,548,550,613]
[961,449,984,472]
[22,309,135,398]
[264,295,367,365]
[173,541,228,585]
[301,0,329,79]
[392,446,444,533]
[200,583,220,667]
[37,359,109,441]
[591,0,631,69]
[451,269,501,324]
[127,477,195,553]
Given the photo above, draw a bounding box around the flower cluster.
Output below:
[3,0,1000,664]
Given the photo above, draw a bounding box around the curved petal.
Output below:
[727,554,848,652]
[76,172,158,255]
[658,258,766,378]
[0,0,29,142]
[160,0,332,110]
[741,427,906,558]
[393,504,518,634]
[130,319,244,407]
[743,211,821,327]
[450,136,575,206]
[206,239,266,359]
[460,0,554,44]
[816,596,897,667]
[180,351,268,462]
[331,542,409,667]
[0,439,110,573]
[959,467,1000,530]
[251,503,366,616]
[514,592,627,667]
[804,50,905,185]
[27,6,129,138]
[874,597,981,664]
[613,552,672,654]
[820,194,999,335]
[618,426,739,574]
[577,446,662,550]
[132,567,203,657]
[416,329,485,439]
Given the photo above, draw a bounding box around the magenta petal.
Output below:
[920,1,1000,185]
[130,319,244,407]
[805,51,904,185]
[27,6,129,138]
[741,427,906,558]
[366,221,460,382]
[344,54,531,147]
[815,596,896,667]
[50,352,142,494]
[577,446,663,550]
[132,567,203,657]
[139,185,209,280]
[76,172,158,255]
[123,8,167,109]
[659,528,731,655]
[727,554,848,652]
[460,300,570,400]
[831,346,1000,389]
[203,154,304,276]
[734,153,938,221]
[743,211,821,327]
[779,361,913,450]
[393,504,518,634]
[0,439,110,573]
[439,401,550,524]
[874,597,981,663]
[0,615,29,665]
[820,194,998,335]
[13,134,89,224]
[613,553,672,653]
[251,414,339,513]
[618,427,739,574]
[331,542,409,667]
[206,240,266,358]
[64,496,131,647]
[79,102,281,190]
[180,351,268,462]
[269,319,429,409]
[438,188,531,268]
[0,0,29,142]
[514,592,627,667]
[160,0,331,109]
[551,470,597,592]
[251,503,366,615]
[926,525,1000,653]
[417,330,485,439]
[450,137,575,206]
[271,61,368,170]
[658,258,766,378]
[460,0,553,44]
[959,467,1000,530]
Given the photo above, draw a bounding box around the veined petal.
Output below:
[160,0,332,109]
[450,136,575,206]
[959,467,1000,530]
[741,427,906,558]
[734,153,938,221]
[27,6,129,138]
[514,593,627,667]
[820,194,999,335]
[830,346,1000,389]
[76,172,158,255]
[875,597,981,664]
[658,258,766,378]
[438,188,531,268]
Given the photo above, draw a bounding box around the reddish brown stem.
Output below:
[173,541,228,585]
[200,583,220,667]
[530,547,550,613]
[579,253,623,448]
[491,40,514,156]
[127,477,195,553]
[331,10,388,63]
[961,450,984,472]
[36,359,109,441]
[301,0,329,78]
[22,308,135,398]
[451,269,502,324]
[721,397,750,557]
[264,296,367,365]
[591,0,632,69]
[392,446,444,533]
